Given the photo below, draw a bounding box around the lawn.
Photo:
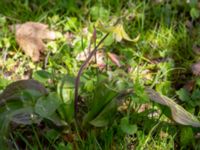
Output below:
[0,0,200,149]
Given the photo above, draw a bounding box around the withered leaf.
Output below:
[191,61,200,76]
[146,87,200,127]
[76,49,122,69]
[14,22,57,62]
[107,52,121,67]
[76,49,106,69]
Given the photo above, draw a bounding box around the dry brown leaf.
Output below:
[14,22,57,62]
[146,87,200,127]
[76,49,122,69]
[107,52,121,67]
[183,80,195,92]
[191,61,200,76]
[76,49,106,69]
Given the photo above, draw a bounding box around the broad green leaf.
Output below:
[44,129,60,142]
[191,89,200,100]
[57,75,75,123]
[46,113,68,127]
[84,80,95,92]
[146,88,200,127]
[176,88,191,102]
[0,101,42,149]
[156,81,172,95]
[90,98,117,127]
[32,70,52,84]
[120,116,137,134]
[35,92,62,118]
[0,78,10,89]
[190,7,200,20]
[64,17,78,31]
[57,102,74,123]
[10,107,41,125]
[180,127,194,147]
[0,79,47,106]
[133,81,149,103]
[90,6,110,21]
[103,34,114,46]
[0,16,6,26]
[57,75,75,104]
[83,81,117,126]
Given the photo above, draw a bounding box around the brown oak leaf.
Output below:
[14,22,57,62]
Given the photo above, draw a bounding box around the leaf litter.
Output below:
[11,22,60,62]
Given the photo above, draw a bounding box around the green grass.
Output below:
[0,0,200,149]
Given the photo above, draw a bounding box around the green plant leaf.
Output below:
[46,113,68,127]
[32,70,52,85]
[90,6,110,21]
[180,127,194,147]
[190,7,200,20]
[57,75,75,123]
[0,101,42,149]
[133,81,149,103]
[83,81,117,126]
[44,129,60,143]
[35,92,62,118]
[57,102,74,123]
[0,79,47,106]
[176,88,191,102]
[0,78,10,90]
[120,116,137,134]
[191,89,200,100]
[57,75,75,104]
[10,107,41,125]
[89,98,117,127]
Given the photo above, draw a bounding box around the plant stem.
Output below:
[74,33,110,121]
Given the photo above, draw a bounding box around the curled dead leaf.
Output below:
[76,49,106,69]
[191,61,200,76]
[14,22,58,62]
[183,80,195,92]
[76,49,122,69]
[107,52,121,67]
[146,87,200,127]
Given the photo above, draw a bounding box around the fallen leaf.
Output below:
[191,61,200,75]
[107,52,121,67]
[76,49,106,69]
[146,87,200,127]
[14,22,58,62]
[76,49,122,69]
[183,80,195,92]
